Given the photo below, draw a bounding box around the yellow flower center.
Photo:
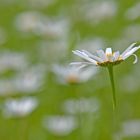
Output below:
[66,74,79,84]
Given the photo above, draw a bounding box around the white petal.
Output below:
[70,62,93,65]
[72,50,88,58]
[132,54,138,64]
[81,50,103,62]
[122,46,140,60]
[105,48,112,55]
[71,64,87,70]
[113,51,120,61]
[121,43,137,56]
[70,62,93,70]
[96,50,107,61]
[77,64,90,70]
[105,48,113,62]
[122,54,138,64]
[72,50,97,65]
[73,50,88,57]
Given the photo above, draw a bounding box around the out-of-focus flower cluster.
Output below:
[0,50,46,118]
[14,11,70,39]
[0,51,46,96]
[42,97,100,136]
[2,97,38,118]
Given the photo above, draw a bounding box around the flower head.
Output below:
[42,115,77,136]
[52,64,97,84]
[62,97,100,114]
[71,43,140,67]
[2,97,38,118]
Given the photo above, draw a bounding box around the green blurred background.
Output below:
[0,0,140,140]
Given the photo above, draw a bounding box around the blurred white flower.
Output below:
[122,24,140,41]
[14,11,70,39]
[125,3,140,20]
[0,51,28,73]
[121,75,139,93]
[39,40,68,62]
[62,97,100,114]
[120,66,140,93]
[122,120,140,137]
[2,97,38,118]
[71,43,140,67]
[37,18,70,39]
[114,25,140,51]
[42,115,78,136]
[14,11,46,34]
[52,64,98,84]
[80,1,117,24]
[0,64,46,96]
[13,64,46,93]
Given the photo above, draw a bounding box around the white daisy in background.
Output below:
[2,97,38,118]
[62,97,100,114]
[42,115,78,136]
[62,98,100,139]
[122,24,140,41]
[121,120,140,138]
[125,2,140,21]
[36,18,70,39]
[39,40,68,63]
[14,11,70,39]
[14,11,46,34]
[0,51,28,73]
[78,1,117,24]
[120,67,140,93]
[52,64,98,84]
[13,64,46,93]
[0,64,46,96]
[71,43,140,109]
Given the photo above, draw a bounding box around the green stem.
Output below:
[19,117,28,140]
[107,65,116,110]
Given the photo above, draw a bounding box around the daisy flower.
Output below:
[71,43,140,109]
[42,115,77,136]
[3,97,38,118]
[52,64,98,84]
[71,43,140,67]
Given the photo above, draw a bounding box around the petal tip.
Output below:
[132,54,138,64]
